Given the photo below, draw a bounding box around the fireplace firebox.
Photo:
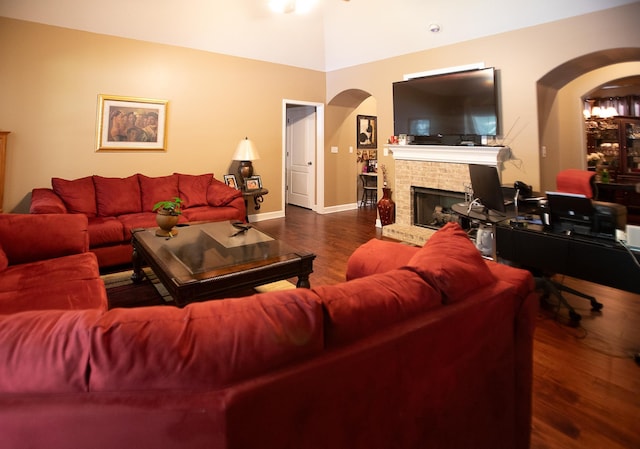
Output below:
[412,186,464,229]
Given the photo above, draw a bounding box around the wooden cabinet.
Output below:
[0,132,9,213]
[586,117,640,181]
[587,118,640,224]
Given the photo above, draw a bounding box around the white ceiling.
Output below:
[1,0,637,71]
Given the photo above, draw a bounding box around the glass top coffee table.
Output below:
[131,221,315,306]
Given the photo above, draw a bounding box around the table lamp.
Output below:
[232,137,261,184]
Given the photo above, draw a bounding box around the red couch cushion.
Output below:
[0,278,107,314]
[89,288,324,391]
[314,268,441,346]
[0,245,7,271]
[87,216,125,247]
[138,173,180,212]
[94,175,142,216]
[207,178,242,207]
[0,252,101,293]
[406,222,496,303]
[51,176,98,217]
[176,173,213,208]
[181,203,244,223]
[0,309,102,393]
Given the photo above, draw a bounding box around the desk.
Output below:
[495,224,640,294]
[451,202,640,295]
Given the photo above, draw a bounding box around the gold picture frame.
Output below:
[96,94,168,151]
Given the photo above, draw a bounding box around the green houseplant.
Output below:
[152,197,183,215]
[152,197,183,237]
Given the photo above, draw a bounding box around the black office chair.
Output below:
[536,170,603,322]
[359,174,377,207]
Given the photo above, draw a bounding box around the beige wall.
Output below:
[325,2,640,195]
[0,17,325,214]
[548,61,640,189]
[2,3,639,215]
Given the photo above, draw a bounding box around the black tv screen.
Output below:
[393,67,499,144]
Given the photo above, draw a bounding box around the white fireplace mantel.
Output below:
[386,144,512,166]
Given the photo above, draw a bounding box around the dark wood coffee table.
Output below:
[131,221,315,306]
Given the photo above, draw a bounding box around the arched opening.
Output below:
[537,48,640,191]
[325,88,378,210]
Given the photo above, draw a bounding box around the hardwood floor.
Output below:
[257,204,640,449]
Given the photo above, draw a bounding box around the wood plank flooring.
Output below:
[257,204,640,449]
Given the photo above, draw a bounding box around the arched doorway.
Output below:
[536,48,640,191]
[325,89,378,211]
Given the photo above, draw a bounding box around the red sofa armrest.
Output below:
[30,188,67,214]
[0,214,90,265]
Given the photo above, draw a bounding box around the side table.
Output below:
[242,187,269,220]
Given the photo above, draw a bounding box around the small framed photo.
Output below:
[357,115,377,149]
[245,176,262,191]
[224,174,239,189]
[96,94,168,151]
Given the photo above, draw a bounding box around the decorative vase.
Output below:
[377,187,396,226]
[155,209,180,237]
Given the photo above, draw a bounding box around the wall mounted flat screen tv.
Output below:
[393,67,499,145]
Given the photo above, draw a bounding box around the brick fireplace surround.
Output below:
[382,145,511,246]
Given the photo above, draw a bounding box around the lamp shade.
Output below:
[232,137,260,162]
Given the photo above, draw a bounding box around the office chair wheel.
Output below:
[590,300,604,312]
[568,310,582,322]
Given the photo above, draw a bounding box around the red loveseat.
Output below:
[0,223,538,449]
[29,173,246,269]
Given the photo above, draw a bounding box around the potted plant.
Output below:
[152,197,183,237]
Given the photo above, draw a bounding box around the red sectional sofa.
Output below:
[29,173,246,269]
[0,213,107,314]
[0,221,538,449]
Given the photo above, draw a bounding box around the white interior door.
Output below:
[286,105,316,209]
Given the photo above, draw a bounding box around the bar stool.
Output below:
[360,174,377,207]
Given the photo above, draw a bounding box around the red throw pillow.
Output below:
[93,175,142,216]
[51,176,97,217]
[315,268,441,346]
[207,177,242,207]
[175,173,212,208]
[0,245,8,271]
[406,222,496,303]
[138,174,180,212]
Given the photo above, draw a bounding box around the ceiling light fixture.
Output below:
[428,23,441,33]
[269,0,317,14]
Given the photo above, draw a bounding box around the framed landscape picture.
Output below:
[357,115,377,149]
[96,94,168,151]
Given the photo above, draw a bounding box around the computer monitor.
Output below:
[546,191,594,234]
[468,164,508,214]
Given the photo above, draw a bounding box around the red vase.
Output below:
[377,188,396,226]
